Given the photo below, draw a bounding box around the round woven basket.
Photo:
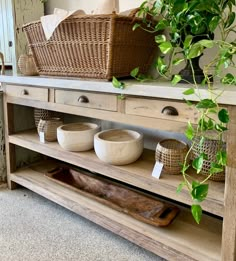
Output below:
[191,134,225,182]
[155,139,189,175]
[34,108,61,128]
[37,118,63,142]
[18,54,38,76]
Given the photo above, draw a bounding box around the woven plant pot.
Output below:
[37,118,63,142]
[155,139,189,175]
[191,135,225,182]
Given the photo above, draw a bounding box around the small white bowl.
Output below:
[94,129,143,165]
[57,122,100,151]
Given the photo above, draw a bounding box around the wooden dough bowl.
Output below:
[46,167,180,227]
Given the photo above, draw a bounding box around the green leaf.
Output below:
[183,88,195,95]
[199,136,205,147]
[191,184,209,202]
[207,118,214,130]
[215,124,228,132]
[191,205,202,224]
[196,99,217,109]
[171,75,182,85]
[183,35,193,49]
[198,40,214,49]
[130,67,139,78]
[132,23,140,31]
[210,162,224,174]
[218,109,229,123]
[112,77,125,89]
[209,16,221,32]
[225,12,236,28]
[185,121,194,140]
[221,73,236,85]
[155,34,166,44]
[173,58,185,65]
[192,155,204,174]
[157,57,168,75]
[192,181,200,189]
[159,42,173,54]
[216,151,227,166]
[208,109,217,114]
[176,181,186,194]
[155,20,169,31]
[198,118,208,131]
[187,43,204,59]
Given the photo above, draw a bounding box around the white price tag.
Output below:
[152,161,163,179]
[39,132,45,143]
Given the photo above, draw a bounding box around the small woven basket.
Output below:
[155,139,189,175]
[18,54,38,76]
[37,118,63,142]
[34,108,61,128]
[191,134,225,182]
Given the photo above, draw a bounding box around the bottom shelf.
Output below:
[10,161,222,261]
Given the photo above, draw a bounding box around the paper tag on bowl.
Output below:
[39,132,45,143]
[152,161,163,179]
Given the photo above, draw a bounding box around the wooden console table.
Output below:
[0,75,236,261]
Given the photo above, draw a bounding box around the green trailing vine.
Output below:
[113,0,236,223]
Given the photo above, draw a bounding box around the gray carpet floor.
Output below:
[0,187,164,261]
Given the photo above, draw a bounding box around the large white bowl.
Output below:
[94,129,143,165]
[57,122,100,151]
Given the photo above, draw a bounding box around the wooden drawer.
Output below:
[125,97,199,123]
[5,85,48,102]
[55,90,117,111]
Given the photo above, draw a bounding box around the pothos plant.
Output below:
[113,0,236,223]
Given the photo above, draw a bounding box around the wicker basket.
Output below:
[34,108,61,128]
[191,135,225,182]
[37,118,63,142]
[22,13,157,80]
[155,139,189,175]
[18,54,38,76]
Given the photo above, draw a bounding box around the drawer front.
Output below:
[6,85,48,102]
[125,97,199,123]
[55,90,117,111]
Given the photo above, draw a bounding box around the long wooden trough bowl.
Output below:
[46,167,180,227]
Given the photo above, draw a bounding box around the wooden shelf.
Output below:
[10,160,222,261]
[9,129,225,217]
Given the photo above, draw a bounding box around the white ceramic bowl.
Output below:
[94,129,143,165]
[57,122,100,151]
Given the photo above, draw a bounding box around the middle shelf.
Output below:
[9,129,225,217]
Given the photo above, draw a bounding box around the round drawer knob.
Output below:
[78,95,89,103]
[161,106,179,116]
[21,89,29,95]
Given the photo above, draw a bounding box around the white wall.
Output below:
[45,0,144,14]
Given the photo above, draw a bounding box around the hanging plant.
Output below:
[114,0,236,223]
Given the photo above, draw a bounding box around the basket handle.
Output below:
[0,52,5,75]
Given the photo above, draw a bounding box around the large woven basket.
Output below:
[155,139,189,175]
[22,13,157,80]
[191,135,225,182]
